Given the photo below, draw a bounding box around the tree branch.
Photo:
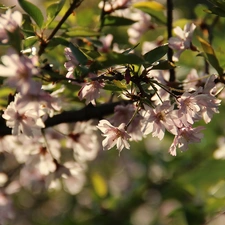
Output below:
[167,0,175,82]
[0,100,129,137]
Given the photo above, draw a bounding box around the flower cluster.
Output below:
[0,2,224,222]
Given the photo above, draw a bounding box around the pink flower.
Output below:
[78,80,105,105]
[169,126,204,156]
[66,121,100,162]
[195,94,221,124]
[98,34,113,52]
[64,47,79,79]
[168,23,196,61]
[111,104,144,141]
[127,11,153,44]
[2,93,45,137]
[141,101,177,140]
[0,10,22,43]
[0,48,39,94]
[97,119,131,152]
[177,92,201,126]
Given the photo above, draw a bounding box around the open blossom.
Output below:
[2,93,45,137]
[98,34,113,52]
[141,101,177,140]
[0,10,22,43]
[0,48,39,94]
[65,121,100,162]
[78,79,105,105]
[169,126,205,156]
[127,11,153,44]
[195,94,221,124]
[168,23,196,61]
[177,92,201,126]
[110,104,144,141]
[97,119,130,152]
[64,47,79,79]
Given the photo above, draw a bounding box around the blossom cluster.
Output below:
[0,1,224,221]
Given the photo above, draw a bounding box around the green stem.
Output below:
[38,0,83,56]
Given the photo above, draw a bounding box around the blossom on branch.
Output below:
[64,47,79,79]
[0,10,22,43]
[0,48,39,94]
[97,119,130,152]
[2,93,45,137]
[169,125,205,156]
[78,78,105,105]
[168,23,197,61]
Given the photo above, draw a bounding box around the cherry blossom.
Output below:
[64,47,79,79]
[110,104,144,141]
[176,92,201,126]
[78,79,105,105]
[2,93,45,137]
[98,34,113,52]
[169,125,205,156]
[141,101,177,140]
[0,10,22,43]
[127,11,153,44]
[0,48,39,94]
[66,121,100,162]
[97,119,131,152]
[168,23,196,61]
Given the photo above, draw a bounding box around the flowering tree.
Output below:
[0,0,225,224]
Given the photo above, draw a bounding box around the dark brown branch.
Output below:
[167,0,175,82]
[0,101,130,137]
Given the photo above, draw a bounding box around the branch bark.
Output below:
[0,100,129,137]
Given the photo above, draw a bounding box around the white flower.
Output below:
[168,23,196,61]
[2,93,45,137]
[78,80,105,105]
[0,48,39,94]
[0,10,22,43]
[97,119,131,152]
[66,121,100,162]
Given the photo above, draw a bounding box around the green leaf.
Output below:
[21,14,35,36]
[151,60,176,70]
[47,20,69,30]
[18,0,44,28]
[89,52,144,71]
[65,27,100,37]
[45,0,66,27]
[23,36,38,48]
[144,44,168,65]
[198,36,223,75]
[69,43,88,65]
[7,28,22,52]
[122,43,140,54]
[103,15,136,26]
[113,80,127,89]
[207,0,225,17]
[133,1,166,24]
[47,37,70,48]
[0,4,15,10]
[104,83,126,92]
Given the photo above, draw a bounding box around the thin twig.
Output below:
[167,0,175,82]
[38,0,83,56]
